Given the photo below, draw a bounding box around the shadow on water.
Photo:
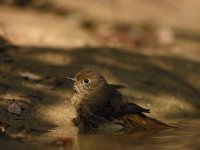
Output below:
[1,46,200,128]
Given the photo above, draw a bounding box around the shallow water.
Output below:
[1,120,200,150]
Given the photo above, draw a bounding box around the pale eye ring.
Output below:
[83,79,89,84]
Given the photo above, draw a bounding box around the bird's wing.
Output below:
[118,102,175,130]
[123,113,175,130]
[120,103,150,115]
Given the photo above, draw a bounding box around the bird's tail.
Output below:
[123,114,175,130]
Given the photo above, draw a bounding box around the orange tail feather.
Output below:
[123,114,175,130]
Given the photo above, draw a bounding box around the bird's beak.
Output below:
[66,77,76,82]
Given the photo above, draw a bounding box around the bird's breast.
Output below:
[71,94,84,107]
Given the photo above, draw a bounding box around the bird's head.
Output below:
[67,68,108,96]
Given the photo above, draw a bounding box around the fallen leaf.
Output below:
[19,72,42,81]
[7,101,22,115]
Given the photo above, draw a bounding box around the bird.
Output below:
[67,68,174,133]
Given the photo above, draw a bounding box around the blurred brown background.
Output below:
[0,0,200,131]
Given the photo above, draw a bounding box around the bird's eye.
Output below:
[83,79,89,84]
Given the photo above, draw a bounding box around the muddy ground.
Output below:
[0,1,200,133]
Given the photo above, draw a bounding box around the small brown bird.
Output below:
[68,68,174,132]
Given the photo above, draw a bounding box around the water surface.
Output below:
[1,120,200,150]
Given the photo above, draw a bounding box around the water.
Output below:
[1,120,200,150]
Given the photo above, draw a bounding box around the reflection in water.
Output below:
[1,120,200,150]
